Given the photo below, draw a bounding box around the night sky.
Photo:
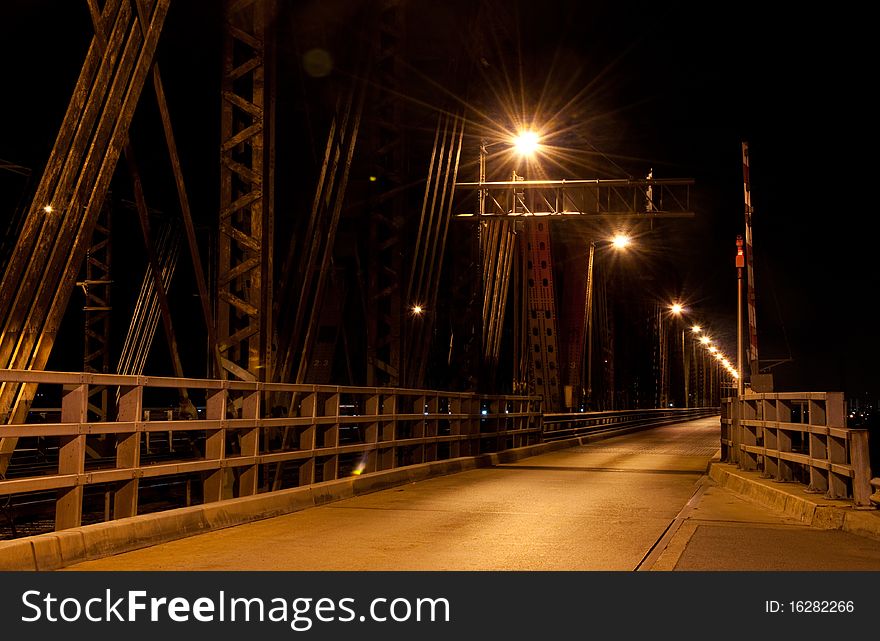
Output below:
[0,1,874,398]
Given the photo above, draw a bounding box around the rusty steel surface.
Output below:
[217,0,275,382]
[0,0,171,477]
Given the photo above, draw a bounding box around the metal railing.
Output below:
[0,370,541,532]
[542,407,719,441]
[0,369,723,536]
[721,392,873,507]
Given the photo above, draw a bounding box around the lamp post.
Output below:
[667,303,685,408]
[735,235,745,396]
[478,131,541,394]
[583,233,632,409]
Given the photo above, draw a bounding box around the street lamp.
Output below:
[584,234,634,409]
[513,130,540,156]
[611,233,632,249]
[479,132,542,216]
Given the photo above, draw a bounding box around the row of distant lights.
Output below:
[669,304,739,380]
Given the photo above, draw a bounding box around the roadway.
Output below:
[66,417,880,571]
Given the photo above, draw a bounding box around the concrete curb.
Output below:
[707,461,880,541]
[0,419,706,571]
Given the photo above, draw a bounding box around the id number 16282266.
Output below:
[765,600,855,614]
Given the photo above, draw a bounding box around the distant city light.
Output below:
[513,130,540,156]
[691,325,701,333]
[43,205,53,214]
[670,303,684,315]
[411,304,424,315]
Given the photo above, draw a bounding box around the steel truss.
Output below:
[218,0,276,382]
[455,178,694,219]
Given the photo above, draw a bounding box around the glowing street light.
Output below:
[513,130,540,156]
[611,233,632,249]
[708,346,717,353]
[700,335,711,345]
[43,205,53,214]
[691,325,701,334]
[411,304,424,316]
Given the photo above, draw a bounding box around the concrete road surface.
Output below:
[66,418,880,571]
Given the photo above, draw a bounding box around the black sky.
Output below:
[0,1,875,396]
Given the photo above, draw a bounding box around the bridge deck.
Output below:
[66,418,880,571]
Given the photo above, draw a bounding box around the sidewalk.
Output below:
[647,453,880,571]
[706,458,880,541]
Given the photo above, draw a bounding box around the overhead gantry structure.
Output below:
[454,175,694,411]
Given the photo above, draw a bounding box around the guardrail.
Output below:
[0,370,542,533]
[0,369,722,536]
[721,392,873,507]
[542,407,719,441]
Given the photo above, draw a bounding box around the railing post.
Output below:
[203,387,227,503]
[730,395,741,467]
[321,392,340,481]
[56,383,87,530]
[458,394,475,456]
[849,429,872,508]
[364,392,381,474]
[424,393,438,462]
[807,398,829,494]
[375,393,394,470]
[114,384,143,519]
[235,388,260,496]
[298,391,317,485]
[449,396,463,458]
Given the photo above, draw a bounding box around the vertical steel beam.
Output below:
[80,199,112,420]
[366,0,404,387]
[218,0,275,382]
[523,220,561,410]
[742,142,760,377]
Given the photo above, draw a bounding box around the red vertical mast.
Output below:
[742,142,759,376]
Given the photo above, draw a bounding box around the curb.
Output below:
[707,461,880,541]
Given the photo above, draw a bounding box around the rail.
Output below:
[542,407,719,442]
[0,369,723,536]
[721,392,873,507]
[0,370,542,532]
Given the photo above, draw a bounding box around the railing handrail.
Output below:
[0,368,722,536]
[721,392,873,507]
